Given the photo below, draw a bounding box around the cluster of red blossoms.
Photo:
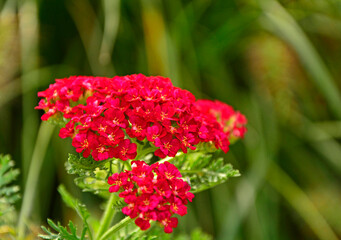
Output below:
[36,74,247,161]
[194,100,247,142]
[108,160,194,233]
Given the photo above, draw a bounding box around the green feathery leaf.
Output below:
[66,153,111,198]
[73,169,110,198]
[39,219,84,240]
[112,198,126,211]
[57,185,93,240]
[0,154,20,225]
[172,152,240,193]
[66,153,109,177]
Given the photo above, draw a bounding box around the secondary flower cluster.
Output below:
[194,100,247,142]
[108,160,194,233]
[36,74,247,161]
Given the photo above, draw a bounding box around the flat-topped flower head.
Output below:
[107,160,193,233]
[36,74,247,161]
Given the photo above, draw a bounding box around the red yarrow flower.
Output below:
[154,134,181,158]
[36,74,247,161]
[113,139,137,161]
[107,160,194,233]
[72,132,98,158]
[91,140,114,161]
[126,115,147,141]
[146,123,166,143]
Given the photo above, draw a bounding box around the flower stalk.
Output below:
[96,194,118,239]
[98,216,132,240]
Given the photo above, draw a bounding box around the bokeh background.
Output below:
[1,0,341,239]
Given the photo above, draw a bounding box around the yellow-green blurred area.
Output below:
[1,0,341,239]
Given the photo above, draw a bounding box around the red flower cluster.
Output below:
[108,160,194,233]
[194,99,247,143]
[36,74,247,161]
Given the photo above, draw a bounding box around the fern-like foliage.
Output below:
[58,185,93,239]
[39,219,86,240]
[66,153,108,177]
[112,198,127,211]
[0,154,20,225]
[40,185,93,240]
[172,152,240,193]
[66,154,111,198]
[73,170,110,198]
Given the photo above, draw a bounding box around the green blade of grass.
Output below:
[218,94,277,240]
[17,122,54,239]
[19,0,39,182]
[141,0,170,76]
[66,0,103,75]
[267,162,338,240]
[98,0,120,74]
[299,115,341,174]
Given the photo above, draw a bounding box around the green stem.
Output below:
[98,216,133,240]
[17,122,54,239]
[96,194,118,239]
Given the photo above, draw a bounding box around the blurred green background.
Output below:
[1,0,341,239]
